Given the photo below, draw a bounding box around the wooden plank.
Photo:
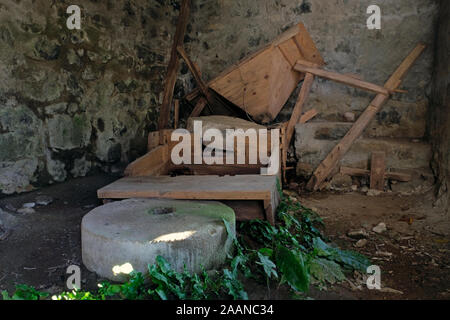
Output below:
[299,109,318,124]
[124,145,169,177]
[98,175,277,200]
[294,23,325,66]
[97,175,280,225]
[306,43,426,191]
[148,131,161,151]
[221,200,265,221]
[183,23,322,122]
[340,167,412,182]
[157,0,190,130]
[285,73,315,150]
[189,97,208,118]
[370,152,386,190]
[294,62,390,95]
[177,46,213,101]
[278,38,304,67]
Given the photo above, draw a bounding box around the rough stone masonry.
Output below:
[0,0,440,194]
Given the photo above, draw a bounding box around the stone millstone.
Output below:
[81,199,235,282]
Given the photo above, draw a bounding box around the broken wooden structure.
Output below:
[97,0,427,225]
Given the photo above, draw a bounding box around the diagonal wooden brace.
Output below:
[306,43,426,191]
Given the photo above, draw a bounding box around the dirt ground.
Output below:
[0,174,449,300]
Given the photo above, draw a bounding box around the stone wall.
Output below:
[430,0,450,209]
[0,0,441,194]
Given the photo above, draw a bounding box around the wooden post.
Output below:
[173,99,180,129]
[189,97,208,118]
[158,0,190,131]
[285,73,315,151]
[370,152,386,190]
[307,43,426,191]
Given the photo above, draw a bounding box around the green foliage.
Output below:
[312,237,371,272]
[275,246,309,292]
[2,190,370,300]
[309,258,345,287]
[2,285,49,300]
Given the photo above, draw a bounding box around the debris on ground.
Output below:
[35,196,53,206]
[373,223,387,234]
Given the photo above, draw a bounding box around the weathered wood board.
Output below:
[97,175,281,224]
[185,23,324,123]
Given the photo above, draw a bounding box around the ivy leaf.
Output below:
[313,238,371,272]
[257,252,278,280]
[275,246,309,293]
[310,258,345,286]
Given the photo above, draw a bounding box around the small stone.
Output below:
[367,189,382,197]
[361,186,369,193]
[4,204,17,212]
[35,196,53,206]
[351,185,358,191]
[376,250,393,257]
[373,222,387,234]
[355,239,368,248]
[18,207,35,214]
[22,202,36,208]
[330,173,353,189]
[347,229,369,239]
[380,287,403,295]
[344,112,356,122]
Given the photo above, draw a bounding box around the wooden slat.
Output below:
[97,175,280,225]
[340,167,412,182]
[189,97,208,118]
[306,43,426,191]
[183,23,322,122]
[370,152,386,190]
[157,0,190,130]
[299,109,318,124]
[294,62,390,95]
[124,145,169,177]
[173,99,179,129]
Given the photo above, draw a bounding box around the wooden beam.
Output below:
[299,108,317,124]
[307,43,426,191]
[340,166,412,182]
[124,145,169,177]
[294,62,390,95]
[285,73,315,149]
[173,99,180,129]
[157,0,190,130]
[370,152,386,190]
[177,46,210,98]
[189,97,208,118]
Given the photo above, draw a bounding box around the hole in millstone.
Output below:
[148,207,175,215]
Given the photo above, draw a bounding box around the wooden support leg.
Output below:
[173,99,180,129]
[370,152,386,190]
[306,43,426,191]
[157,0,190,131]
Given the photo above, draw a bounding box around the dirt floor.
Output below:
[0,174,449,300]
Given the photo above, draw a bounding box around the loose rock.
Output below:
[367,189,382,197]
[355,239,368,248]
[373,222,387,234]
[17,207,36,214]
[35,195,53,206]
[22,202,36,208]
[347,229,369,239]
